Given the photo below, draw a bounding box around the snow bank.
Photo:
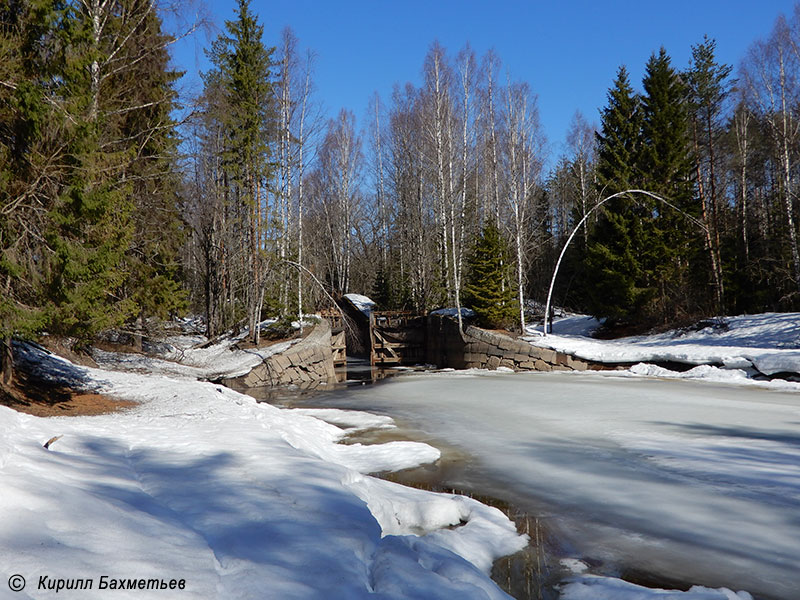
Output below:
[93,333,295,382]
[429,307,476,318]
[0,347,526,599]
[559,575,753,600]
[524,312,800,379]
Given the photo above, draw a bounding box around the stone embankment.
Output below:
[427,314,619,372]
[224,320,336,388]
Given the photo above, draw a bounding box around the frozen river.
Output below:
[286,370,800,600]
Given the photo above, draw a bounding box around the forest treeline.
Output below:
[4,0,800,383]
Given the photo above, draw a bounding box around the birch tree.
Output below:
[742,16,800,293]
[502,80,544,330]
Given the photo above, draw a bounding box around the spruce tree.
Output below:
[586,54,697,325]
[585,67,650,322]
[204,0,275,341]
[462,223,518,329]
[0,0,55,385]
[686,36,732,311]
[2,1,187,388]
[595,66,643,195]
[640,47,696,321]
[110,5,187,328]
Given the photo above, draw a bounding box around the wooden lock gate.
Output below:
[369,311,426,366]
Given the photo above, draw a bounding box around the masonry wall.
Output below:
[426,314,615,372]
[224,319,337,388]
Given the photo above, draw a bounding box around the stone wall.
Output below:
[224,319,337,388]
[426,314,617,372]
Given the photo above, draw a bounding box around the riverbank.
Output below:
[0,344,527,599]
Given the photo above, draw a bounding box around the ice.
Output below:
[323,371,800,600]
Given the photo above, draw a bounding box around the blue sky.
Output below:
[171,1,797,161]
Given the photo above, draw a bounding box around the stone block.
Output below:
[531,347,557,364]
[497,336,516,351]
[499,358,515,370]
[273,354,292,371]
[464,352,485,364]
[474,341,491,354]
[567,356,588,371]
[486,355,501,369]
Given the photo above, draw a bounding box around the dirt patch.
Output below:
[1,371,136,418]
[4,392,137,417]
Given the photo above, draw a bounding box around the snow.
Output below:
[92,330,295,381]
[524,311,800,378]
[8,311,800,599]
[344,293,377,315]
[430,307,476,318]
[0,346,526,599]
[559,575,754,600]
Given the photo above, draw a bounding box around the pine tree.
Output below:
[462,222,517,329]
[686,36,732,311]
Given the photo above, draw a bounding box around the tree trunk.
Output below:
[778,52,800,291]
[692,117,723,311]
[1,337,13,388]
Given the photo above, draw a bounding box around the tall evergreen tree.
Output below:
[2,0,186,389]
[640,47,696,321]
[111,4,187,333]
[204,0,274,342]
[595,66,642,195]
[584,67,650,322]
[462,222,517,329]
[0,0,59,385]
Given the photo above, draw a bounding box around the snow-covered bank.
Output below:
[0,348,526,599]
[525,312,800,381]
[91,327,296,382]
[559,574,754,600]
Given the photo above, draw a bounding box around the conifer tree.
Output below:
[2,0,187,388]
[111,4,187,331]
[595,66,643,195]
[586,54,697,325]
[462,222,517,329]
[686,36,732,311]
[640,48,696,321]
[584,67,650,322]
[0,0,57,385]
[204,0,274,342]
